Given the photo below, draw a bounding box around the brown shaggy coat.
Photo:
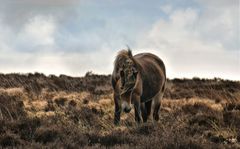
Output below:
[112,49,166,124]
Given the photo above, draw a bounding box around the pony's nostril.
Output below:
[123,107,131,113]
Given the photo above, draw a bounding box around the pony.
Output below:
[111,49,166,124]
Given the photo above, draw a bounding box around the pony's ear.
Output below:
[126,45,133,57]
[127,49,133,58]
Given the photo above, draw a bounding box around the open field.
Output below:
[0,73,240,148]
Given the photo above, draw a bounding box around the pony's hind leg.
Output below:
[141,103,147,122]
[153,92,163,122]
[145,100,152,122]
[141,100,152,122]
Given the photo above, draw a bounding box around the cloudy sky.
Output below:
[0,0,239,80]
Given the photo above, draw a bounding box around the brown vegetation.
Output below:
[0,73,239,148]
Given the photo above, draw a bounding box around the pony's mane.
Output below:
[114,49,133,70]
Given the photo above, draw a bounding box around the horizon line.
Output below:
[0,71,239,82]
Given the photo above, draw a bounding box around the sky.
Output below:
[0,0,239,80]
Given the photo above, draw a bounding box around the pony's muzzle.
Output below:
[123,107,131,113]
[122,101,131,113]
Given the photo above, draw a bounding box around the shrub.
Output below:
[34,126,61,144]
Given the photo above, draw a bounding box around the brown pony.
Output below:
[111,49,166,125]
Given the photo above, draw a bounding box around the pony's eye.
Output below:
[132,67,137,73]
[120,70,124,77]
[125,59,131,64]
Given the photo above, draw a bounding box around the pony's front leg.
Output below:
[132,93,142,123]
[114,92,121,125]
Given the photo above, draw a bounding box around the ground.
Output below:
[0,73,239,148]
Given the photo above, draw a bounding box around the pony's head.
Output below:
[114,49,138,113]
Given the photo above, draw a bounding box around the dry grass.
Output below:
[0,73,239,148]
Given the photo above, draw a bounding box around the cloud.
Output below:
[0,0,239,80]
[196,0,238,7]
[0,48,116,76]
[11,0,79,5]
[17,16,56,50]
[0,21,11,52]
[160,4,173,14]
[59,48,116,76]
[0,0,79,30]
[136,4,239,80]
[195,0,239,51]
